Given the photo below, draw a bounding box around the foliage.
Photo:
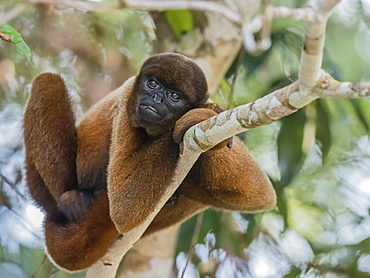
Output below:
[0,23,31,61]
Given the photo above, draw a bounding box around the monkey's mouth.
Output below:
[141,105,158,114]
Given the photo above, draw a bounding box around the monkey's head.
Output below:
[128,53,209,136]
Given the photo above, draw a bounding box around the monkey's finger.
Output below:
[227,137,233,149]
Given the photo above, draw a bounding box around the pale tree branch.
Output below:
[86,151,202,278]
[315,73,370,99]
[18,0,339,56]
[23,0,121,12]
[21,0,242,24]
[184,70,370,152]
[295,0,342,107]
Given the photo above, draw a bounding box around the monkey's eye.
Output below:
[148,80,158,89]
[169,91,180,101]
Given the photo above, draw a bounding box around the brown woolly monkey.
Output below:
[23,53,276,271]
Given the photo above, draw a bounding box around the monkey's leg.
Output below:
[181,137,276,213]
[174,108,276,213]
[24,73,92,219]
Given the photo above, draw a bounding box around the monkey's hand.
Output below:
[58,189,94,220]
[173,108,232,151]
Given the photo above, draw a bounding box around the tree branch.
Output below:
[86,151,202,278]
[21,0,242,24]
[315,72,370,98]
[295,0,342,107]
[19,0,341,57]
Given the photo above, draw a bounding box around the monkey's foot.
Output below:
[59,189,94,220]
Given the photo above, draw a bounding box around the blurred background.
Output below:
[1,0,370,277]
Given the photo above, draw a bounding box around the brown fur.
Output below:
[24,74,79,207]
[23,53,276,272]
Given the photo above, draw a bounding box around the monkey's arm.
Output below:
[174,108,276,213]
[108,112,182,233]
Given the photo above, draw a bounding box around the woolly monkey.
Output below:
[23,53,276,271]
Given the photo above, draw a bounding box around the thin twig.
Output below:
[0,173,28,201]
[21,0,323,31]
[228,49,245,109]
[24,0,120,12]
[315,72,370,98]
[0,4,27,25]
[243,5,319,53]
[180,211,204,278]
[126,0,242,25]
[21,0,242,24]
[6,207,42,239]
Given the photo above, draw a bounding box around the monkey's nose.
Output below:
[151,94,164,103]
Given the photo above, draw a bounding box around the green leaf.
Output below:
[284,266,302,278]
[0,23,32,61]
[277,109,307,186]
[315,99,332,161]
[356,237,370,254]
[273,184,289,229]
[350,99,370,133]
[242,213,263,247]
[164,10,194,39]
[274,110,306,228]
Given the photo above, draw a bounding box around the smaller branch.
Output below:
[272,6,318,22]
[24,0,120,12]
[258,5,273,51]
[315,72,370,98]
[21,0,340,59]
[243,5,319,53]
[22,0,328,36]
[22,0,242,25]
[184,81,301,152]
[299,0,341,91]
[183,70,369,153]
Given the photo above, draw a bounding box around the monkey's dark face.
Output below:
[136,75,191,130]
[128,53,209,136]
